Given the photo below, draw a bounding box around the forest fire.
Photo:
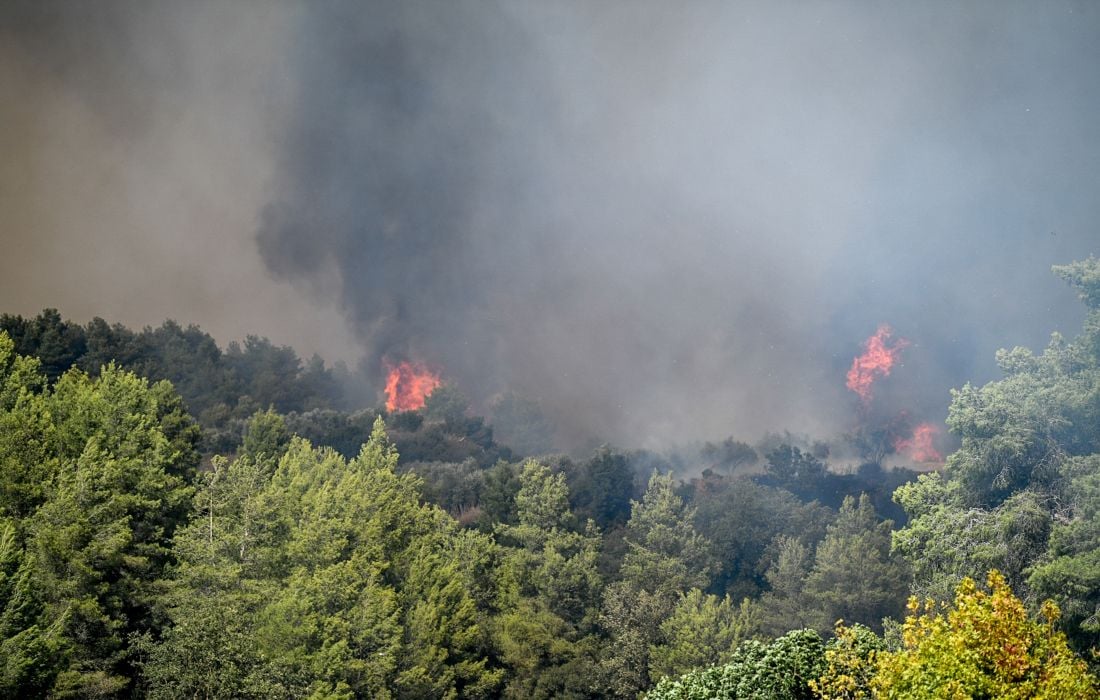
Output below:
[383,360,442,411]
[893,422,943,463]
[846,325,910,405]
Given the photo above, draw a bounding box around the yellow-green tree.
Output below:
[871,570,1097,699]
[809,622,883,700]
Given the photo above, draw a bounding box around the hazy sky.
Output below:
[2,1,1098,448]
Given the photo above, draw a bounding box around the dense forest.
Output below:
[1,257,1099,698]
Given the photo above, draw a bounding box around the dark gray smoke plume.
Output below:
[257,1,1100,447]
[4,1,1099,449]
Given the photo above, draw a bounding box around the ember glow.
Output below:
[894,422,943,463]
[384,360,442,411]
[846,325,910,405]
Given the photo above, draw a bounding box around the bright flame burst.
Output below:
[384,360,442,411]
[846,325,910,405]
[894,422,943,463]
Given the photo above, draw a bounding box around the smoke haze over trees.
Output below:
[2,1,1099,450]
[3,253,1100,695]
[4,1,1100,696]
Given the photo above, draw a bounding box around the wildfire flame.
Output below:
[846,325,910,405]
[894,422,943,463]
[384,360,442,411]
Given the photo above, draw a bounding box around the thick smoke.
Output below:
[257,1,1100,447]
[0,1,362,362]
[4,1,1099,449]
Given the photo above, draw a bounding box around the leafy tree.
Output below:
[570,447,634,531]
[847,412,912,467]
[497,461,602,624]
[0,519,66,696]
[29,365,194,695]
[1028,454,1100,653]
[283,408,380,459]
[648,589,757,683]
[0,339,195,696]
[0,333,55,519]
[239,408,291,464]
[600,472,715,697]
[508,461,573,539]
[493,461,602,697]
[479,460,522,527]
[0,309,86,382]
[872,571,1098,698]
[893,473,1048,604]
[765,443,825,483]
[598,584,671,699]
[423,383,469,427]
[147,420,502,699]
[148,379,203,483]
[757,535,820,636]
[493,599,601,700]
[894,258,1100,656]
[3,311,351,456]
[700,438,758,475]
[809,622,884,700]
[802,494,909,634]
[619,472,714,597]
[646,629,827,700]
[692,474,834,600]
[400,458,485,522]
[944,260,1100,507]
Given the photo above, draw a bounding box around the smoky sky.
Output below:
[4,1,1099,450]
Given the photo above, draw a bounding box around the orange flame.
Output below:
[894,422,943,463]
[846,325,910,405]
[384,360,442,411]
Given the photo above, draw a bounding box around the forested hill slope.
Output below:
[652,257,1100,697]
[0,311,354,453]
[0,257,1097,698]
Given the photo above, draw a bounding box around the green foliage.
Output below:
[423,383,470,427]
[282,408,381,459]
[692,477,833,600]
[497,461,602,624]
[646,629,827,700]
[240,408,291,463]
[0,309,86,382]
[1053,256,1100,310]
[0,519,66,696]
[492,461,603,697]
[803,495,909,633]
[809,622,884,700]
[479,460,522,526]
[620,472,714,597]
[570,447,635,531]
[1,311,350,455]
[895,258,1100,657]
[4,257,1098,697]
[649,589,756,683]
[493,599,601,700]
[146,419,502,699]
[757,535,820,636]
[893,473,1048,603]
[1028,454,1100,652]
[758,495,908,637]
[0,335,195,696]
[700,438,758,475]
[765,444,826,489]
[512,461,574,538]
[599,473,717,697]
[0,334,55,519]
[872,571,1098,699]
